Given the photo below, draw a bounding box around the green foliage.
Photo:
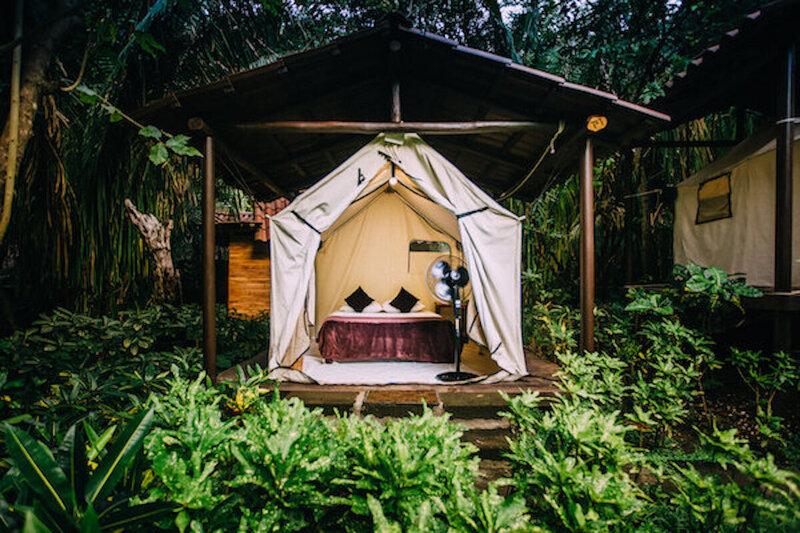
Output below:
[333,408,480,531]
[504,367,800,532]
[506,0,760,102]
[557,319,711,446]
[730,349,800,446]
[623,290,674,316]
[0,305,267,431]
[1,410,176,532]
[666,426,800,532]
[146,374,239,532]
[671,263,763,332]
[523,301,578,360]
[139,373,531,532]
[503,393,647,532]
[555,350,628,408]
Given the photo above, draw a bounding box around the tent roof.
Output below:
[654,0,800,125]
[679,127,800,187]
[133,14,668,201]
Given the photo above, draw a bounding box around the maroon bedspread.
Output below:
[317,315,455,363]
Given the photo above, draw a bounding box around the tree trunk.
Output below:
[0,3,81,244]
[124,199,182,304]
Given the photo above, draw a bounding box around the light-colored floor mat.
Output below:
[302,355,483,385]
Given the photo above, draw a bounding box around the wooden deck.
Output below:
[218,347,560,415]
[744,290,800,312]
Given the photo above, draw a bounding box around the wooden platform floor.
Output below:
[218,346,560,415]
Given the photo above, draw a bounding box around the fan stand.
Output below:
[436,285,478,382]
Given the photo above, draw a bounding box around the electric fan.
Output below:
[425,255,477,382]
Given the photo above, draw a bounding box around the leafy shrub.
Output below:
[140,373,529,532]
[730,348,800,446]
[503,392,647,533]
[0,305,267,432]
[524,301,579,360]
[671,263,762,333]
[334,408,480,531]
[555,350,628,408]
[616,287,721,444]
[555,345,699,448]
[504,384,800,532]
[233,394,342,531]
[666,426,800,532]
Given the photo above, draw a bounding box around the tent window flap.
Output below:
[696,173,732,224]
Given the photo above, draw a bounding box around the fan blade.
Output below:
[431,260,451,280]
[455,266,469,287]
[435,281,453,301]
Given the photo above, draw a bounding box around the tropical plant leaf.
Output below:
[367,494,403,533]
[165,135,202,157]
[4,424,72,515]
[74,85,99,105]
[84,422,116,462]
[85,408,154,505]
[138,125,162,140]
[149,143,169,165]
[78,504,100,533]
[64,425,89,513]
[22,509,55,533]
[100,502,178,530]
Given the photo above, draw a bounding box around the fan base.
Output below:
[436,371,479,382]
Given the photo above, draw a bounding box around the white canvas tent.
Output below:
[267,133,526,383]
[674,128,800,287]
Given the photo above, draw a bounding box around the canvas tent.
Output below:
[674,128,800,288]
[267,133,526,383]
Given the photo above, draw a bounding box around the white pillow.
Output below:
[383,300,425,313]
[340,301,383,313]
[362,301,384,313]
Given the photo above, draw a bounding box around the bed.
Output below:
[317,311,455,363]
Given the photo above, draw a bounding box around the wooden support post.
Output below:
[579,136,596,353]
[775,42,795,292]
[391,79,401,123]
[203,136,217,382]
[735,107,746,142]
[774,41,796,352]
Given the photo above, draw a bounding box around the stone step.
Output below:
[476,459,515,491]
[462,427,512,460]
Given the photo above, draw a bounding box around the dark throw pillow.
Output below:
[345,286,374,312]
[390,287,419,313]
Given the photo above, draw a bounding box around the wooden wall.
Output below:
[227,237,270,316]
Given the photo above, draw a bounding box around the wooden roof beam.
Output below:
[232,120,554,135]
[188,117,288,197]
[633,139,740,148]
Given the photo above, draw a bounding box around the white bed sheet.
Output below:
[326,311,442,319]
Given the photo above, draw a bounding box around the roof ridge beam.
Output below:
[231,120,555,135]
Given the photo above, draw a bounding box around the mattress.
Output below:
[317,311,455,363]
